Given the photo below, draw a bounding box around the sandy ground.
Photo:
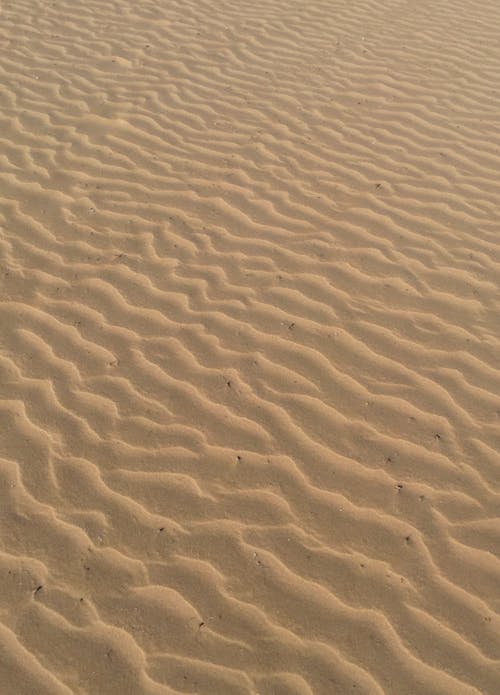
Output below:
[1,0,500,693]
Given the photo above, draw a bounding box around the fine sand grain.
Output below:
[1,0,500,693]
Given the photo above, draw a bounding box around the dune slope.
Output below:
[1,0,500,693]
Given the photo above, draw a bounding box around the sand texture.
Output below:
[1,0,500,693]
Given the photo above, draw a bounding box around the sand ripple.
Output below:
[1,0,499,692]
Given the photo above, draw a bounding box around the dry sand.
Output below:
[1,0,500,693]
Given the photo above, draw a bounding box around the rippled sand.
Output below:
[1,1,499,693]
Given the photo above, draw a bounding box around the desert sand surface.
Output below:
[1,0,500,693]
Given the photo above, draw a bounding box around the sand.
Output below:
[0,0,499,693]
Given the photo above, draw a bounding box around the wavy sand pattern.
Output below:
[1,0,500,693]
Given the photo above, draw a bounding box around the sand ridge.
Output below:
[1,0,500,693]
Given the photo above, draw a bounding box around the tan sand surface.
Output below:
[1,0,500,693]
